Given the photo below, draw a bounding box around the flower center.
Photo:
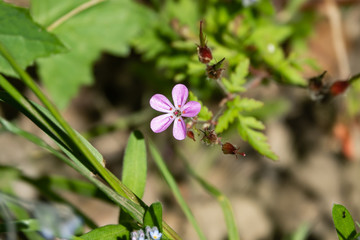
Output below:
[173,109,182,117]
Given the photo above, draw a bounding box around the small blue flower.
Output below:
[149,226,162,240]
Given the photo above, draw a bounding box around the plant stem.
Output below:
[0,42,182,239]
[0,42,135,202]
[149,141,206,240]
[47,0,106,31]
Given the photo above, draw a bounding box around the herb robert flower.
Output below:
[150,84,201,140]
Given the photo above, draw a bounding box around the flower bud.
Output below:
[201,128,220,145]
[197,20,213,64]
[222,142,246,158]
[330,80,350,97]
[197,45,213,64]
[187,130,196,141]
[206,58,225,80]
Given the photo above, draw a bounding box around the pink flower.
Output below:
[150,84,201,140]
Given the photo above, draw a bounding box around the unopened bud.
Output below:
[197,20,213,64]
[222,142,246,158]
[201,128,220,145]
[330,80,350,97]
[187,130,196,141]
[206,58,225,80]
[197,45,213,64]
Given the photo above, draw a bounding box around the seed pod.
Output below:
[330,80,350,97]
[201,128,219,145]
[222,142,246,158]
[197,20,213,64]
[187,130,196,141]
[206,58,225,80]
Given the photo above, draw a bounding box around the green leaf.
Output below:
[215,105,238,133]
[0,2,65,77]
[189,91,213,121]
[232,96,264,112]
[222,58,249,93]
[237,115,278,160]
[122,131,147,199]
[143,202,163,232]
[80,224,129,240]
[0,117,147,230]
[31,0,156,108]
[0,219,40,233]
[332,204,357,240]
[215,96,263,133]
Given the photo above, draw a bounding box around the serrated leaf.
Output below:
[189,91,213,121]
[0,2,65,77]
[216,96,264,133]
[81,224,129,240]
[215,105,238,133]
[332,204,357,240]
[143,202,163,232]
[31,0,156,108]
[122,131,147,199]
[237,115,278,160]
[231,96,263,112]
[223,58,249,93]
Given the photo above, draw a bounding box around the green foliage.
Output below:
[30,0,155,108]
[222,58,248,93]
[0,2,65,77]
[143,202,163,232]
[189,91,213,121]
[122,131,147,199]
[80,224,129,240]
[332,204,360,240]
[237,115,278,160]
[215,96,277,160]
[0,219,40,233]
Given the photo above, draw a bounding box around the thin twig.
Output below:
[324,0,350,78]
[47,0,106,31]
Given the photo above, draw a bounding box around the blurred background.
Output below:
[1,0,360,239]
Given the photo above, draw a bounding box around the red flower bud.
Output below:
[201,128,220,145]
[206,58,225,80]
[187,130,196,141]
[197,46,213,64]
[222,142,246,158]
[197,20,213,64]
[330,80,350,97]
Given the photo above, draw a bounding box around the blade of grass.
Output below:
[0,42,128,199]
[0,47,182,239]
[177,149,240,240]
[148,141,206,240]
[0,118,144,223]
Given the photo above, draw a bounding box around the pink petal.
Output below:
[150,114,174,133]
[181,101,201,117]
[173,117,186,140]
[172,84,188,109]
[150,94,174,113]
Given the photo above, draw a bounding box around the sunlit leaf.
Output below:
[31,0,156,108]
[81,224,129,240]
[0,2,65,77]
[332,204,357,240]
[143,202,163,232]
[122,131,147,199]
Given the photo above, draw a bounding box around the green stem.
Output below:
[0,43,181,239]
[177,149,240,240]
[46,0,106,31]
[0,42,130,200]
[149,141,206,240]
